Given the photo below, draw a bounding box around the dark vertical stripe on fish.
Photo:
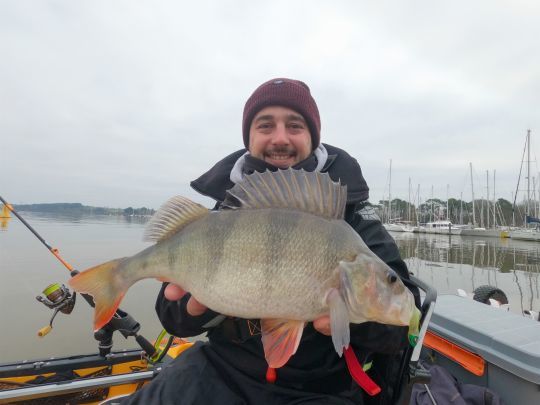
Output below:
[325,220,342,266]
[203,211,237,289]
[167,239,178,270]
[263,210,301,303]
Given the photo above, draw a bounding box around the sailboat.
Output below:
[509,130,540,241]
[382,161,417,232]
[460,164,510,238]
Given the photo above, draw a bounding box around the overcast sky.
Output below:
[2,1,540,209]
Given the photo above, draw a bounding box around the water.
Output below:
[0,212,159,363]
[1,214,539,364]
[392,231,540,314]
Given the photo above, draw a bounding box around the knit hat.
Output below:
[242,78,321,150]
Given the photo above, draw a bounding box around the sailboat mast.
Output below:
[470,162,476,226]
[527,129,531,222]
[493,170,496,227]
[486,170,490,229]
[460,192,463,224]
[534,176,537,218]
[417,184,420,226]
[431,185,434,222]
[408,177,411,222]
[446,184,449,221]
[388,159,392,223]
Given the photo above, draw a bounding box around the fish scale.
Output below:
[171,209,348,320]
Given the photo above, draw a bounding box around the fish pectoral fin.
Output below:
[327,288,350,357]
[261,319,305,368]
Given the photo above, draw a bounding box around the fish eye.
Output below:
[387,272,398,284]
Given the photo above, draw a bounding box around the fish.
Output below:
[69,169,420,368]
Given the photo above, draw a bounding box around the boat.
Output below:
[460,227,510,238]
[383,221,417,233]
[381,160,418,233]
[383,222,408,232]
[420,294,540,405]
[508,130,540,242]
[417,220,465,235]
[0,338,193,404]
[454,163,510,238]
[509,228,540,241]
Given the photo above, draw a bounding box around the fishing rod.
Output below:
[0,195,162,359]
[0,196,75,272]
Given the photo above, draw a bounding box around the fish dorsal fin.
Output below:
[223,168,347,219]
[143,196,209,242]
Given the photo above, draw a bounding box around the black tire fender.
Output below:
[473,285,509,305]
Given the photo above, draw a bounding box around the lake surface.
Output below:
[392,231,540,314]
[1,213,539,363]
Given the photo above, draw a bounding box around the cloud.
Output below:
[1,1,539,207]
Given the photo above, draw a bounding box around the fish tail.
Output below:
[69,258,128,332]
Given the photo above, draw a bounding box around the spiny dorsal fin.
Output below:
[223,169,347,219]
[143,196,209,242]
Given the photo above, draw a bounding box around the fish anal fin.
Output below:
[327,288,350,357]
[261,319,305,368]
[143,196,209,242]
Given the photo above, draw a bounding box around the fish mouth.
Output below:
[391,295,417,325]
[389,303,410,325]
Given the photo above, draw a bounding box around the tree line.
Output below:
[375,197,535,227]
[14,203,155,217]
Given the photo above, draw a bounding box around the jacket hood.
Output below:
[190,143,370,205]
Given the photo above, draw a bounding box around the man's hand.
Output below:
[313,315,331,336]
[165,283,331,330]
[164,283,207,316]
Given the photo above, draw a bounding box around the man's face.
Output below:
[248,106,313,169]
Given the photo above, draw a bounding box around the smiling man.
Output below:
[249,106,312,168]
[121,79,418,405]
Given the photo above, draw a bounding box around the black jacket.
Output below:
[155,144,419,394]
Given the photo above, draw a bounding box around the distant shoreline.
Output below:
[13,203,155,217]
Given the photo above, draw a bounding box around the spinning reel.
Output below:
[36,283,76,337]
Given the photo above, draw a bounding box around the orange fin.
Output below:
[261,319,305,368]
[69,258,128,331]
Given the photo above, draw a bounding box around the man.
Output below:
[124,78,419,404]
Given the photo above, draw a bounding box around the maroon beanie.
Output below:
[242,78,321,150]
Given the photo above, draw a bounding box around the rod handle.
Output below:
[38,325,52,337]
[136,334,157,357]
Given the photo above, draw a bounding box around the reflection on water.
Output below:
[390,232,540,315]
[0,217,10,230]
